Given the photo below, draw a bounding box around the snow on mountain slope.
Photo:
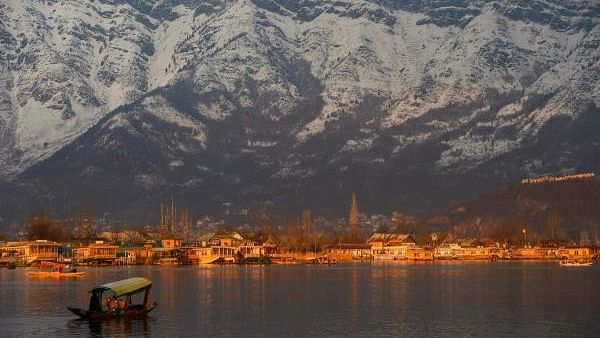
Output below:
[0,0,163,177]
[1,0,599,218]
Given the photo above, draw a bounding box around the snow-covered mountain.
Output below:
[1,0,599,220]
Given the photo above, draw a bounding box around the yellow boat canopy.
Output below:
[90,277,152,297]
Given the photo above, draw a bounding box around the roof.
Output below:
[262,236,279,247]
[90,277,152,296]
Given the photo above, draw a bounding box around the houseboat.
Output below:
[559,259,593,267]
[0,240,59,265]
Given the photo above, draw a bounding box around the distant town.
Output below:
[1,174,599,267]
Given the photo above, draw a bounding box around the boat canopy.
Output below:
[90,277,152,297]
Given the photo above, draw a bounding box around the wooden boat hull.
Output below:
[68,303,158,320]
[27,271,87,277]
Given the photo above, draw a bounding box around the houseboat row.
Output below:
[0,233,287,266]
[326,233,599,262]
[2,232,598,267]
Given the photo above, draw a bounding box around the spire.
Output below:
[349,193,359,243]
[170,194,177,235]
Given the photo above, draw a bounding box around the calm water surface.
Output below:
[0,262,599,337]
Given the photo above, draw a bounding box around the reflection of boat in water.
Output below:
[238,256,272,265]
[68,277,158,320]
[305,256,337,265]
[26,261,86,277]
[156,258,179,267]
[559,259,593,267]
[373,254,403,261]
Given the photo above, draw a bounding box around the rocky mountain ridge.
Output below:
[0,0,598,223]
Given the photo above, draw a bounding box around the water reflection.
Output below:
[67,317,154,337]
[2,264,600,337]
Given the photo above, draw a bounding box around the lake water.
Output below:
[1,262,599,337]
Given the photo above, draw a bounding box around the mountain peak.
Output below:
[0,0,598,222]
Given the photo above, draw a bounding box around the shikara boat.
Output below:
[68,277,158,320]
[26,261,86,277]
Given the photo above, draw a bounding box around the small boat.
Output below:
[26,261,86,277]
[157,258,179,267]
[559,259,593,267]
[68,277,158,320]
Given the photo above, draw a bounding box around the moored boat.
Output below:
[26,261,86,277]
[68,277,158,320]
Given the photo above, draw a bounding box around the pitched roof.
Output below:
[262,236,278,247]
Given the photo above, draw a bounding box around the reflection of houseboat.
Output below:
[373,253,398,260]
[239,256,271,265]
[406,247,434,261]
[157,258,179,267]
[306,256,337,265]
[270,256,297,264]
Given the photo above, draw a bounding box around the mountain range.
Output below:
[0,0,598,226]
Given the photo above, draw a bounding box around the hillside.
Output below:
[434,174,600,243]
[0,0,598,223]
